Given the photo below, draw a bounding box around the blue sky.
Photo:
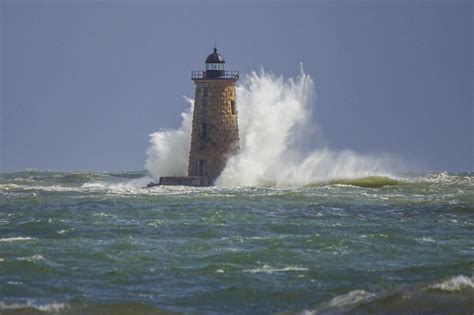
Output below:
[1,0,472,172]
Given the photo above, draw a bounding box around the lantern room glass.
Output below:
[206,63,224,71]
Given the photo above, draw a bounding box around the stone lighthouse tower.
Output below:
[188,48,240,184]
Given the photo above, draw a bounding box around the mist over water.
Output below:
[146,66,396,185]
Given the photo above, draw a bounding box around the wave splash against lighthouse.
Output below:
[145,65,395,186]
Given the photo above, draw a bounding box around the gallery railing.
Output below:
[191,71,239,80]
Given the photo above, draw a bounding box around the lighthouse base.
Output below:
[146,176,210,188]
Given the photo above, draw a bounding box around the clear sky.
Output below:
[1,0,472,172]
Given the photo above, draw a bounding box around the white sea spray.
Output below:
[144,66,396,186]
[145,97,194,179]
[81,176,153,193]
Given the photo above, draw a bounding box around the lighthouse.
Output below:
[153,48,239,187]
[188,48,240,184]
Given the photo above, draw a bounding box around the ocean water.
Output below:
[2,66,472,314]
[0,170,473,314]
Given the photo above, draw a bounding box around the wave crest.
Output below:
[329,176,403,188]
[0,302,67,313]
[428,275,474,292]
[0,237,36,243]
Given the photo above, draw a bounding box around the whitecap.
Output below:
[327,290,376,308]
[17,255,45,262]
[243,264,308,274]
[0,302,67,312]
[93,212,112,217]
[0,237,35,242]
[31,185,81,192]
[0,183,20,190]
[81,176,154,195]
[146,220,162,226]
[428,275,474,292]
[302,289,376,315]
[416,236,436,243]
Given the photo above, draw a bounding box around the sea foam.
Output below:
[243,264,309,274]
[302,289,376,315]
[81,176,153,193]
[145,65,397,186]
[327,290,376,308]
[17,255,45,262]
[0,302,67,312]
[428,275,474,292]
[0,237,35,242]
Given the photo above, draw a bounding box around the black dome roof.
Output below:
[205,48,225,64]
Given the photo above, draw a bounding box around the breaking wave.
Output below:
[0,302,67,313]
[0,237,36,243]
[144,65,398,186]
[428,275,474,292]
[80,176,153,193]
[243,265,309,274]
[328,176,403,188]
[303,275,474,314]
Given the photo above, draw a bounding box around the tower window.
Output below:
[199,160,207,176]
[231,101,236,115]
[203,87,208,96]
[201,123,207,140]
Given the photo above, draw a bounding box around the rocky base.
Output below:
[146,176,210,188]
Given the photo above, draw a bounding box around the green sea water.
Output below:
[0,171,473,314]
